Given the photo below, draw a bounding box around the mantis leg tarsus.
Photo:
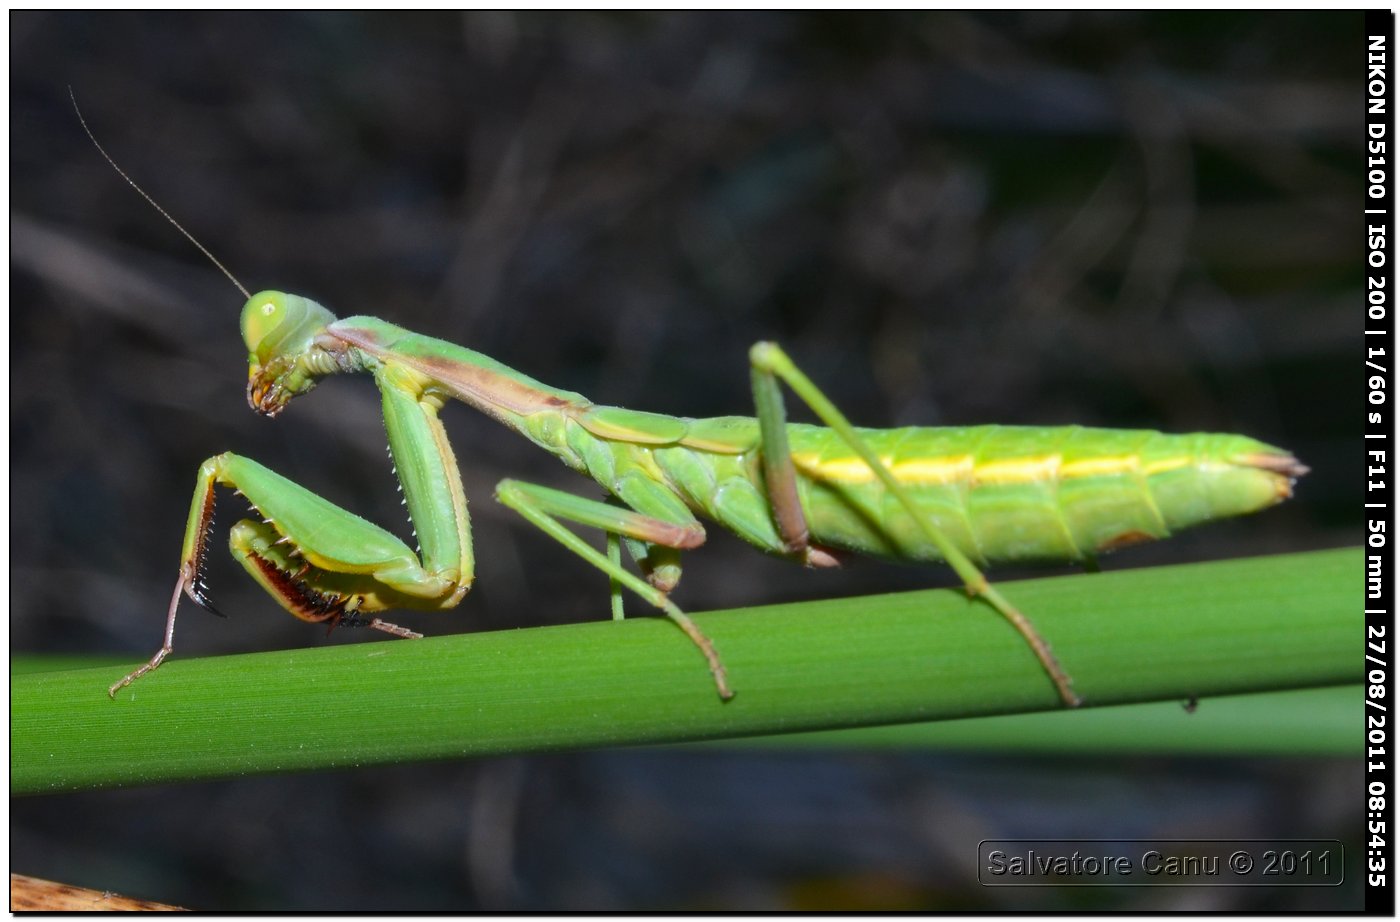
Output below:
[368,618,423,639]
[109,468,226,697]
[657,602,732,701]
[749,341,1082,708]
[973,581,1081,708]
[109,570,188,698]
[336,612,424,639]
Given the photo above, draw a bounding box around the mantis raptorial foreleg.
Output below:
[493,479,731,699]
[106,450,457,696]
[109,361,475,697]
[748,342,1082,707]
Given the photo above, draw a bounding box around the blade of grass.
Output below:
[712,685,1361,756]
[10,655,133,676]
[12,547,1359,794]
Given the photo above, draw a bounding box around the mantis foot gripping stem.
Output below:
[109,570,189,697]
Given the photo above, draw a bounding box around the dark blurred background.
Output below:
[12,11,1361,910]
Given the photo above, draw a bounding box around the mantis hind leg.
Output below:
[494,478,732,700]
[748,342,1081,708]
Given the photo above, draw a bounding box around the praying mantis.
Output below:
[86,101,1306,709]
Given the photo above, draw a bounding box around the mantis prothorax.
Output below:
[86,98,1306,707]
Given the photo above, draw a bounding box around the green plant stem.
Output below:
[13,547,1359,794]
[717,685,1360,756]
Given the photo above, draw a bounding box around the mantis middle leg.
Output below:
[493,478,732,700]
[748,342,1081,708]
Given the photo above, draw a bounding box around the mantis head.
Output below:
[241,290,340,417]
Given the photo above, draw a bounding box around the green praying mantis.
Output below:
[86,100,1307,708]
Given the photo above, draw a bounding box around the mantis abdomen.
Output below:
[644,423,1302,566]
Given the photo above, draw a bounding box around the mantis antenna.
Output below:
[69,87,251,300]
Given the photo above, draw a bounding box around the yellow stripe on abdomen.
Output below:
[792,449,1196,486]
